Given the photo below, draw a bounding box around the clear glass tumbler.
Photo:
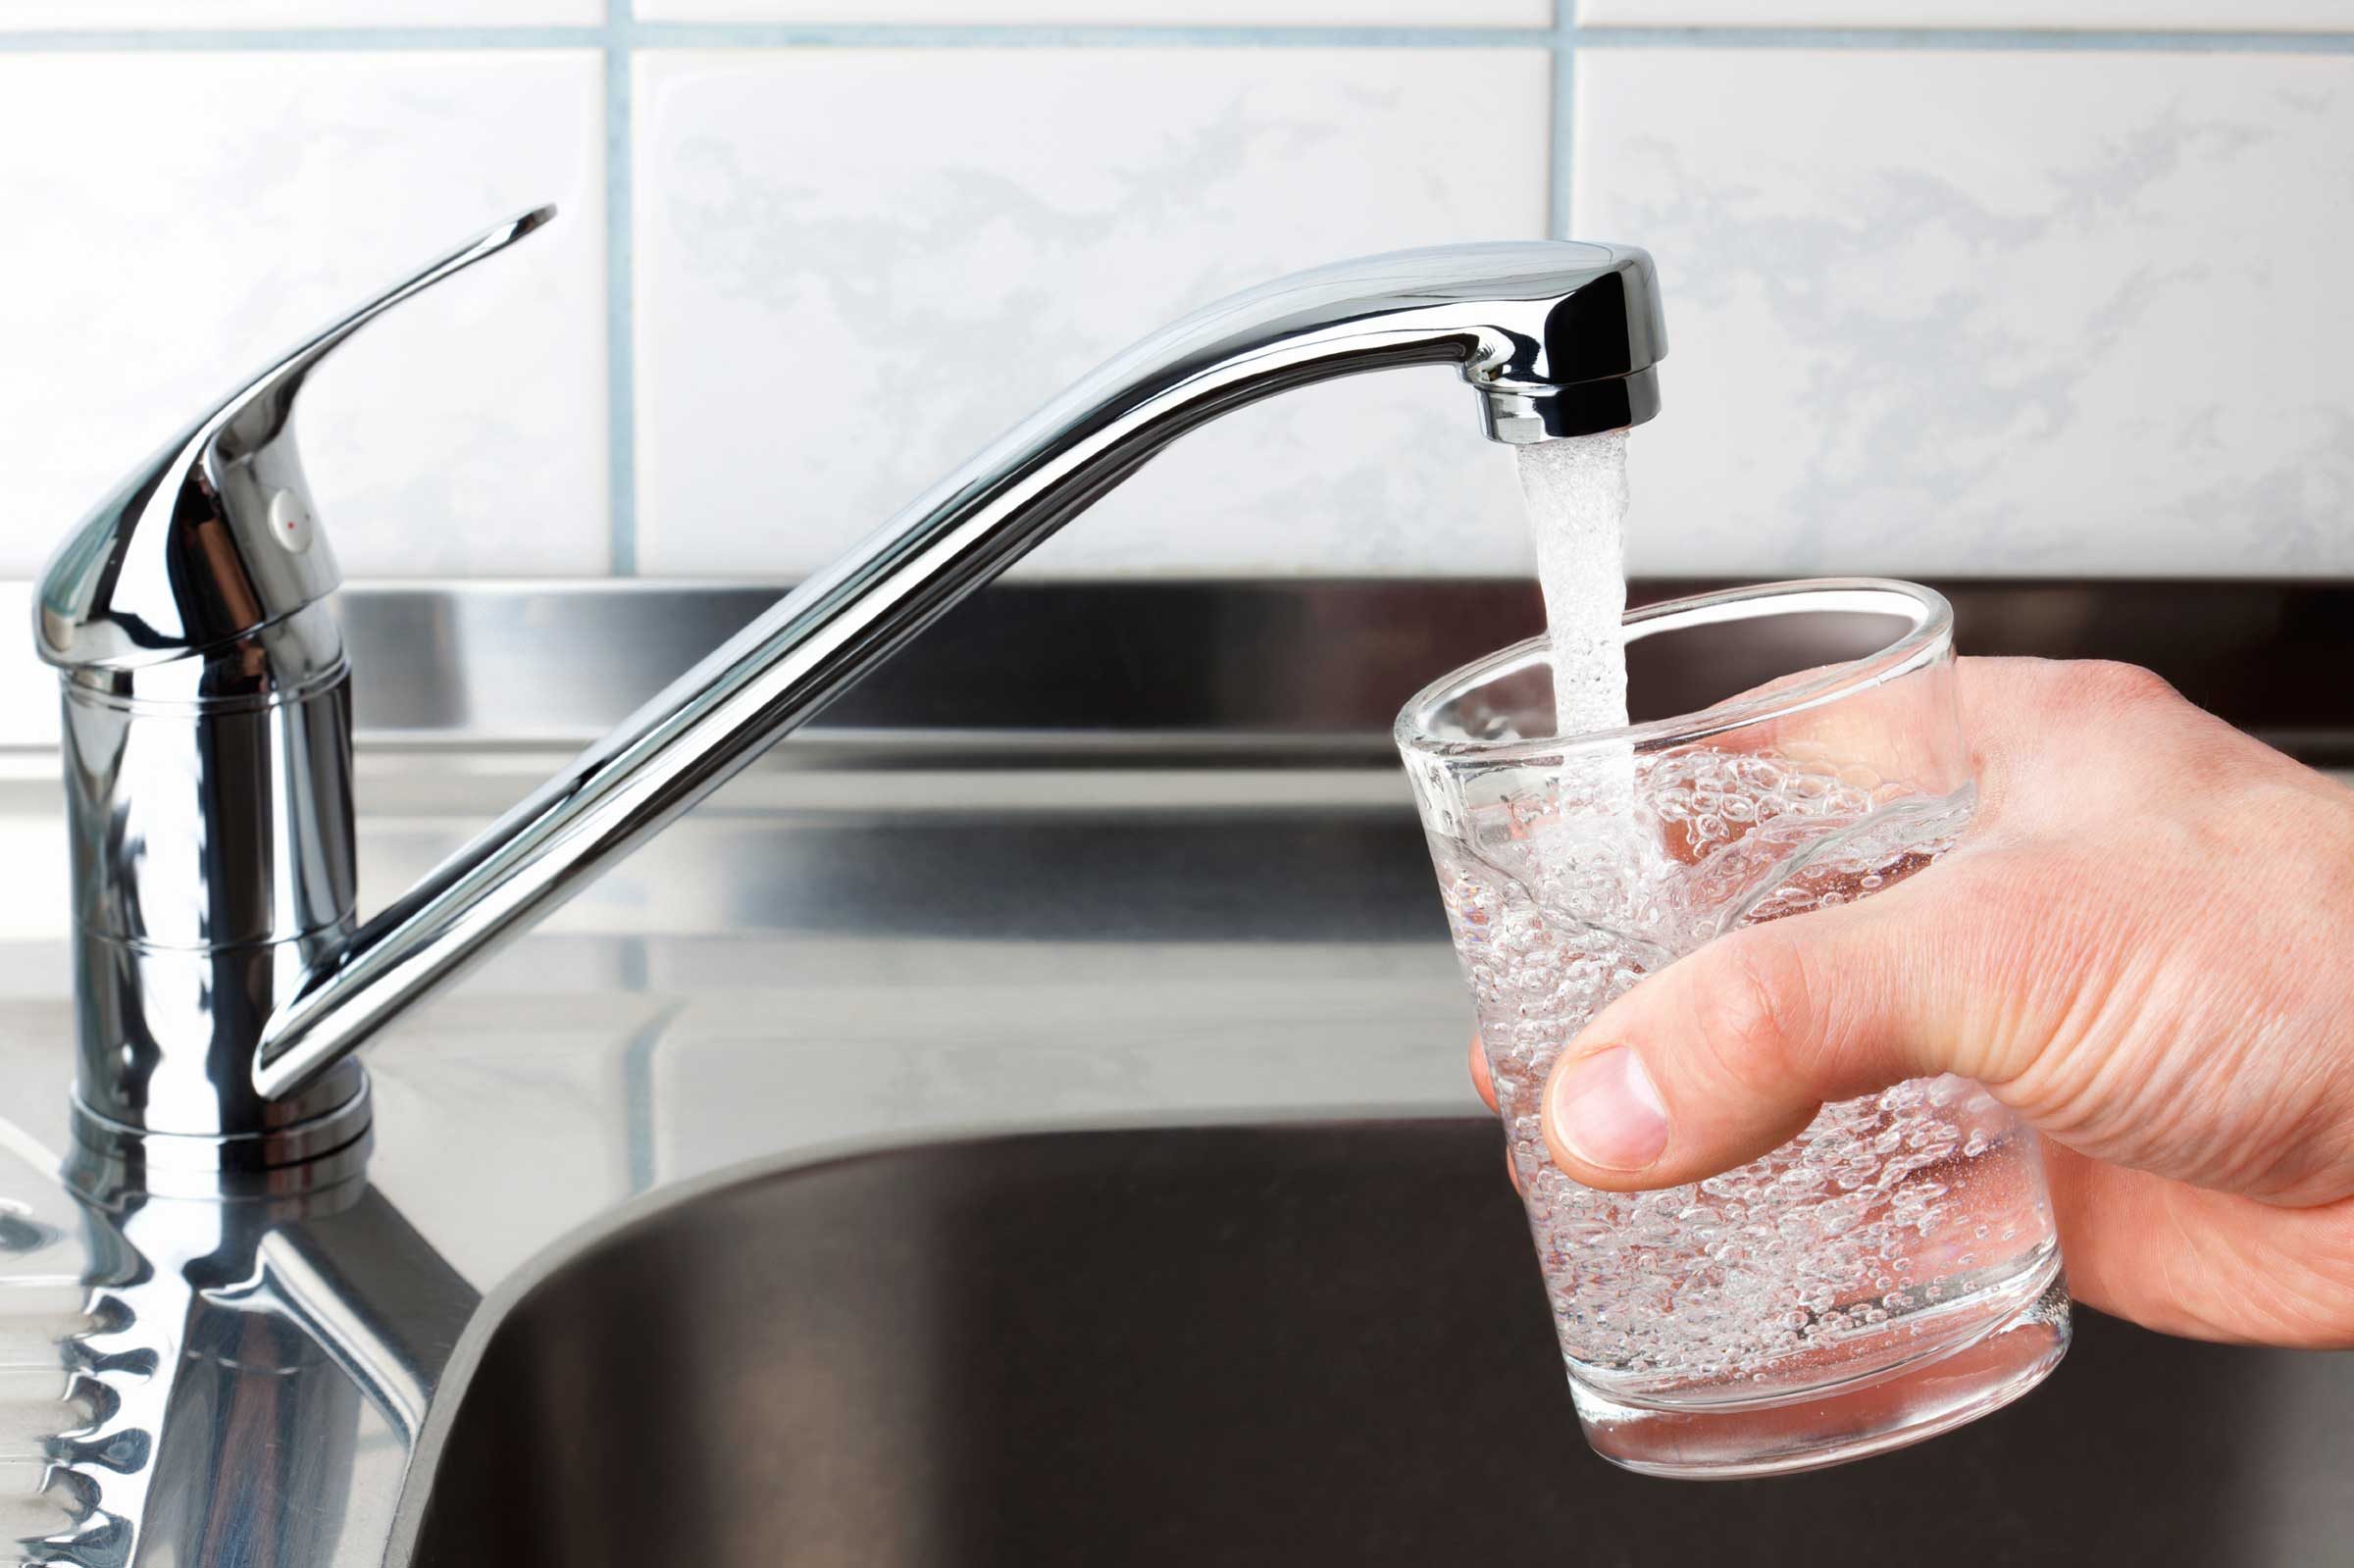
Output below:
[1396,579,2069,1479]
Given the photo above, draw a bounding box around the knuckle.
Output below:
[1689,933,1817,1089]
[2077,659,2181,711]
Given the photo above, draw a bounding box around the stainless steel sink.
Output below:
[408,1120,2354,1567]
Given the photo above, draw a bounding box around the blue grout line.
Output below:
[1572,25,2354,52]
[627,22,1551,46]
[0,24,1546,50]
[604,6,640,575]
[1549,2,1574,241]
[0,26,607,49]
[1,22,2349,52]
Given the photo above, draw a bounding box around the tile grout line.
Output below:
[0,24,2350,52]
[605,2,639,575]
[1550,2,1575,240]
[637,22,1551,46]
[0,24,1544,49]
[1571,24,2354,51]
[0,25,605,49]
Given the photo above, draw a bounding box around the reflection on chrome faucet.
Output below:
[20,1134,476,1567]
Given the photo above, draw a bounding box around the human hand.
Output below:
[1471,658,2354,1348]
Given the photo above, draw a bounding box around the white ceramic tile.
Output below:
[640,0,1546,23]
[1573,49,2354,578]
[1578,0,2354,27]
[634,47,1550,578]
[0,0,602,25]
[0,51,607,580]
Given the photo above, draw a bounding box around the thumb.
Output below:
[1539,875,2027,1192]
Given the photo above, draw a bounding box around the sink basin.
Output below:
[410,1120,2354,1566]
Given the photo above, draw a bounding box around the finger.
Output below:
[2040,1142,2354,1349]
[1952,657,2187,834]
[1714,658,1970,813]
[1470,1035,1521,1193]
[1468,1032,1498,1114]
[1537,861,2049,1191]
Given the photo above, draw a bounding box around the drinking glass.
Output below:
[1395,579,2068,1478]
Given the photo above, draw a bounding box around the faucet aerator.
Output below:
[1477,366,1664,445]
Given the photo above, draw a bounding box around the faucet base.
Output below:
[65,1072,374,1202]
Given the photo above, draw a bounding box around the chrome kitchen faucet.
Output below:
[33,206,1666,1192]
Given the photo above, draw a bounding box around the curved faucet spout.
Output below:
[254,240,1665,1101]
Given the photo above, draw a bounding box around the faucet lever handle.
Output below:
[35,205,557,675]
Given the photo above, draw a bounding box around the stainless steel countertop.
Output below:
[0,746,1475,1285]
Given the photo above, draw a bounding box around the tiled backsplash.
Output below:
[1,49,609,577]
[1578,48,2354,577]
[634,46,1548,576]
[2,5,2347,582]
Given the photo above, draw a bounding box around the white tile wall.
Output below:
[0,1,603,25]
[639,0,1546,21]
[0,51,608,580]
[1575,47,2354,578]
[1,25,2348,584]
[1578,1,2354,29]
[633,47,1551,578]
